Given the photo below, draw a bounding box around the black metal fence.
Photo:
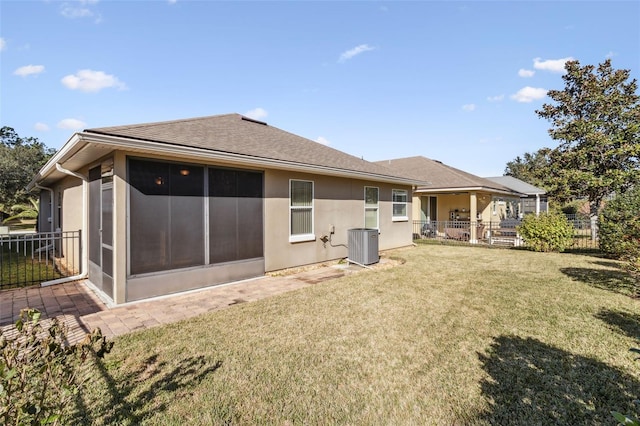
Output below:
[413,218,599,251]
[0,230,82,290]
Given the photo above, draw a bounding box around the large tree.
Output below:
[0,127,56,213]
[536,59,640,217]
[504,147,552,190]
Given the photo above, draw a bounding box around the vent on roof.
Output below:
[241,116,267,126]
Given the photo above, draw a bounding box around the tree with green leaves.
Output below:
[0,127,55,215]
[504,147,552,190]
[536,59,640,217]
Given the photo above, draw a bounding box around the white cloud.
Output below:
[487,94,504,102]
[0,38,5,51]
[14,64,45,77]
[462,104,476,112]
[316,136,330,146]
[60,1,102,22]
[511,86,547,103]
[60,4,92,18]
[61,69,127,92]
[57,118,87,130]
[339,44,375,63]
[244,108,268,120]
[606,51,617,59]
[518,68,535,78]
[533,57,574,73]
[34,122,50,132]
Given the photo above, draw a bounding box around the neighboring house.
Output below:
[484,175,548,216]
[376,156,524,242]
[28,114,424,304]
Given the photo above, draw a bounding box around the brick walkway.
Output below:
[0,262,363,345]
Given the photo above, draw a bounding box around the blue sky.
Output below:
[1,1,638,176]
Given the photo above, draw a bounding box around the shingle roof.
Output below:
[375,156,517,193]
[86,113,410,180]
[484,176,546,195]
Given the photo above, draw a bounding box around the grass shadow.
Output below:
[591,260,625,269]
[477,335,640,424]
[562,248,606,258]
[72,353,222,424]
[595,308,640,340]
[560,266,637,297]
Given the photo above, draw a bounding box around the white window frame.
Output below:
[289,179,315,243]
[364,186,379,229]
[392,189,409,222]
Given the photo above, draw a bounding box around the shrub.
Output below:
[517,212,574,252]
[599,186,640,258]
[0,308,113,425]
[599,187,640,297]
[611,347,640,426]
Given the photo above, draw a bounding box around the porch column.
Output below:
[469,192,478,243]
[113,152,127,304]
[535,194,540,216]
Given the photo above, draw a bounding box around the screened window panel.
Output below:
[237,171,263,198]
[129,159,170,196]
[209,197,238,264]
[392,190,407,203]
[130,159,171,274]
[129,159,205,275]
[393,203,407,217]
[88,167,101,265]
[129,159,262,273]
[130,189,170,274]
[291,208,312,235]
[365,187,379,228]
[209,168,237,197]
[171,164,204,197]
[169,164,204,268]
[365,209,378,228]
[209,168,263,264]
[365,187,379,206]
[170,200,204,268]
[291,180,312,206]
[237,197,263,259]
[101,186,113,246]
[392,189,408,219]
[290,180,313,236]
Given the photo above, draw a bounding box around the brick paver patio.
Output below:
[0,262,368,344]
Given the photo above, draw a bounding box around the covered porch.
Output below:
[413,190,523,244]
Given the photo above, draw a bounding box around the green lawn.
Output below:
[1,242,62,289]
[74,245,639,425]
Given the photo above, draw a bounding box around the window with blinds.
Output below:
[290,179,314,242]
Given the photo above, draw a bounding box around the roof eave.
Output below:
[27,133,86,191]
[31,132,425,187]
[415,185,524,196]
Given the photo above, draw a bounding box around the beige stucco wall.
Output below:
[55,176,83,233]
[47,175,84,275]
[49,150,414,303]
[264,169,413,272]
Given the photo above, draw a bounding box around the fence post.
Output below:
[590,216,598,242]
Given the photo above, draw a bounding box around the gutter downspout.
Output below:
[34,184,55,233]
[43,163,90,283]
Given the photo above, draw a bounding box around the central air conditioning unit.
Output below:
[347,228,379,265]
